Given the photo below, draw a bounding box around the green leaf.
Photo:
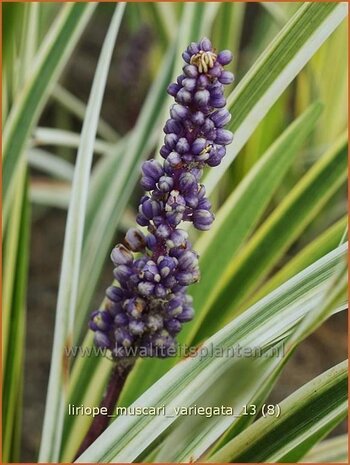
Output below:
[2,169,29,463]
[194,132,347,343]
[303,434,348,463]
[247,215,347,307]
[38,5,125,461]
[3,3,96,214]
[208,360,347,463]
[51,84,119,142]
[75,245,346,463]
[32,127,112,154]
[28,148,75,181]
[186,102,323,342]
[204,2,347,196]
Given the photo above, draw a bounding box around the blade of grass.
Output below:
[208,360,347,463]
[38,5,126,461]
[204,2,347,196]
[246,215,347,307]
[52,84,119,142]
[28,148,74,181]
[2,172,29,462]
[193,133,347,343]
[32,127,112,155]
[3,3,96,219]
[303,434,348,463]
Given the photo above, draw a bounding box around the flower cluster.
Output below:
[89,38,234,359]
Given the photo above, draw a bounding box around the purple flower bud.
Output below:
[166,297,183,317]
[182,51,191,63]
[176,88,192,105]
[164,133,179,150]
[210,95,226,108]
[158,175,174,192]
[94,331,111,348]
[192,138,207,155]
[193,209,214,231]
[200,37,212,52]
[111,244,133,266]
[178,305,195,322]
[160,144,170,158]
[219,71,234,85]
[182,78,196,91]
[170,104,188,121]
[106,285,124,302]
[126,297,146,318]
[146,233,157,250]
[166,229,188,248]
[129,319,145,336]
[215,128,233,145]
[141,175,157,191]
[158,256,177,277]
[178,250,199,270]
[164,118,182,134]
[125,228,146,251]
[114,312,129,326]
[198,196,212,210]
[217,50,233,65]
[167,151,182,167]
[140,198,161,220]
[115,328,134,347]
[89,310,113,331]
[136,213,149,227]
[138,281,155,296]
[197,75,210,88]
[176,138,190,154]
[188,42,199,55]
[155,223,171,239]
[177,271,200,286]
[183,64,199,78]
[194,89,210,106]
[167,82,180,96]
[113,265,133,284]
[208,63,222,78]
[165,318,182,334]
[142,159,163,180]
[155,284,167,297]
[191,111,205,125]
[179,172,197,192]
[142,260,161,283]
[211,109,231,127]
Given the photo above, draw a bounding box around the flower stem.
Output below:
[74,360,134,460]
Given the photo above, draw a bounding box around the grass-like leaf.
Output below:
[205,2,347,195]
[209,360,347,463]
[38,5,125,461]
[3,3,96,219]
[303,434,348,463]
[194,132,347,343]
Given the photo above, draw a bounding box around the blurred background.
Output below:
[3,2,347,461]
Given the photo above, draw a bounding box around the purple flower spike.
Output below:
[89,38,234,359]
